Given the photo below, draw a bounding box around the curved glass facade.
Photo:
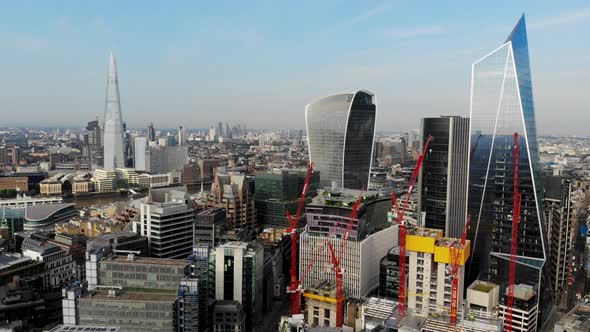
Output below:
[305,90,376,190]
[468,15,549,325]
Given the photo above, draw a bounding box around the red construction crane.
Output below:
[325,187,365,327]
[390,134,432,317]
[506,133,521,331]
[286,162,314,316]
[449,215,471,325]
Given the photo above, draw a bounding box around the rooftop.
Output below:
[80,289,177,302]
[104,255,188,267]
[25,203,77,221]
[555,304,590,331]
[48,325,120,332]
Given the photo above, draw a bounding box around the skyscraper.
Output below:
[468,15,549,327]
[147,122,156,142]
[134,137,147,171]
[305,90,376,190]
[417,116,469,238]
[102,52,125,170]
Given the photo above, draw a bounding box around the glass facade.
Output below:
[468,15,549,324]
[306,90,376,190]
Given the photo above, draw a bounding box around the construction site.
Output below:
[279,133,529,331]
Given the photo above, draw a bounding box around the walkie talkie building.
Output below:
[305,90,376,190]
[468,14,549,328]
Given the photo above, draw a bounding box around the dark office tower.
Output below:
[468,15,549,327]
[217,122,223,138]
[86,118,102,148]
[0,145,8,165]
[305,90,376,190]
[148,122,156,142]
[417,116,469,238]
[254,168,319,229]
[543,176,583,308]
[11,146,21,165]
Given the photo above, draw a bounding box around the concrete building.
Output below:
[92,169,117,192]
[72,178,94,194]
[554,304,590,332]
[87,231,148,255]
[55,217,123,238]
[0,176,28,192]
[209,173,256,241]
[299,190,396,298]
[543,176,585,305]
[102,53,126,170]
[40,179,63,196]
[303,280,339,328]
[418,116,469,238]
[466,280,500,318]
[213,300,246,332]
[405,227,470,316]
[145,145,188,174]
[134,136,147,171]
[78,289,177,332]
[214,242,263,331]
[22,242,76,288]
[194,208,227,246]
[497,284,538,332]
[132,186,196,258]
[97,255,188,290]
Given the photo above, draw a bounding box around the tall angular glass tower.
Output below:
[102,52,126,170]
[305,90,376,190]
[468,14,549,324]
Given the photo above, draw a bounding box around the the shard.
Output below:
[468,14,550,326]
[102,52,125,170]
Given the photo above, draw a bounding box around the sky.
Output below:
[0,1,588,135]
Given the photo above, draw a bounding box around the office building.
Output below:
[405,227,470,315]
[40,179,63,196]
[418,116,469,238]
[305,90,377,190]
[98,255,188,290]
[554,304,590,332]
[214,242,263,331]
[543,176,584,306]
[188,244,215,332]
[148,122,156,142]
[303,280,339,328]
[0,278,49,330]
[194,208,227,246]
[145,145,188,174]
[467,15,549,327]
[373,137,407,167]
[134,136,147,171]
[92,168,117,192]
[254,168,319,229]
[78,289,177,332]
[102,52,126,169]
[11,146,21,165]
[0,176,28,192]
[87,231,148,254]
[132,186,196,258]
[497,284,539,332]
[177,278,199,332]
[209,173,256,241]
[86,118,102,148]
[299,189,397,298]
[213,301,246,332]
[49,326,121,332]
[178,125,187,146]
[0,145,8,165]
[0,253,45,286]
[378,247,405,300]
[22,242,76,288]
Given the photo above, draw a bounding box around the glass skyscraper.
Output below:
[103,52,126,170]
[468,14,549,324]
[305,90,376,190]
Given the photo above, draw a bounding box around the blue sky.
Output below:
[0,1,588,135]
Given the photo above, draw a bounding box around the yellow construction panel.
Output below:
[406,233,440,253]
[434,240,471,265]
[302,292,338,303]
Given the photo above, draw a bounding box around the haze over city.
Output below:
[1,1,589,135]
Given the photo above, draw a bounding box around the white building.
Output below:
[23,243,76,288]
[498,284,538,332]
[92,169,116,192]
[134,136,147,171]
[299,224,398,298]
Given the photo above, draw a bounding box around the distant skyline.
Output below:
[0,1,588,135]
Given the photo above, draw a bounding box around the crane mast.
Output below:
[506,133,521,331]
[391,134,432,317]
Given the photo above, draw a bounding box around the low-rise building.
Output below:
[554,304,590,332]
[92,169,117,192]
[303,280,339,328]
[40,179,63,196]
[213,300,246,332]
[0,176,28,192]
[78,289,178,332]
[24,203,78,231]
[498,284,538,332]
[22,242,76,288]
[55,217,124,238]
